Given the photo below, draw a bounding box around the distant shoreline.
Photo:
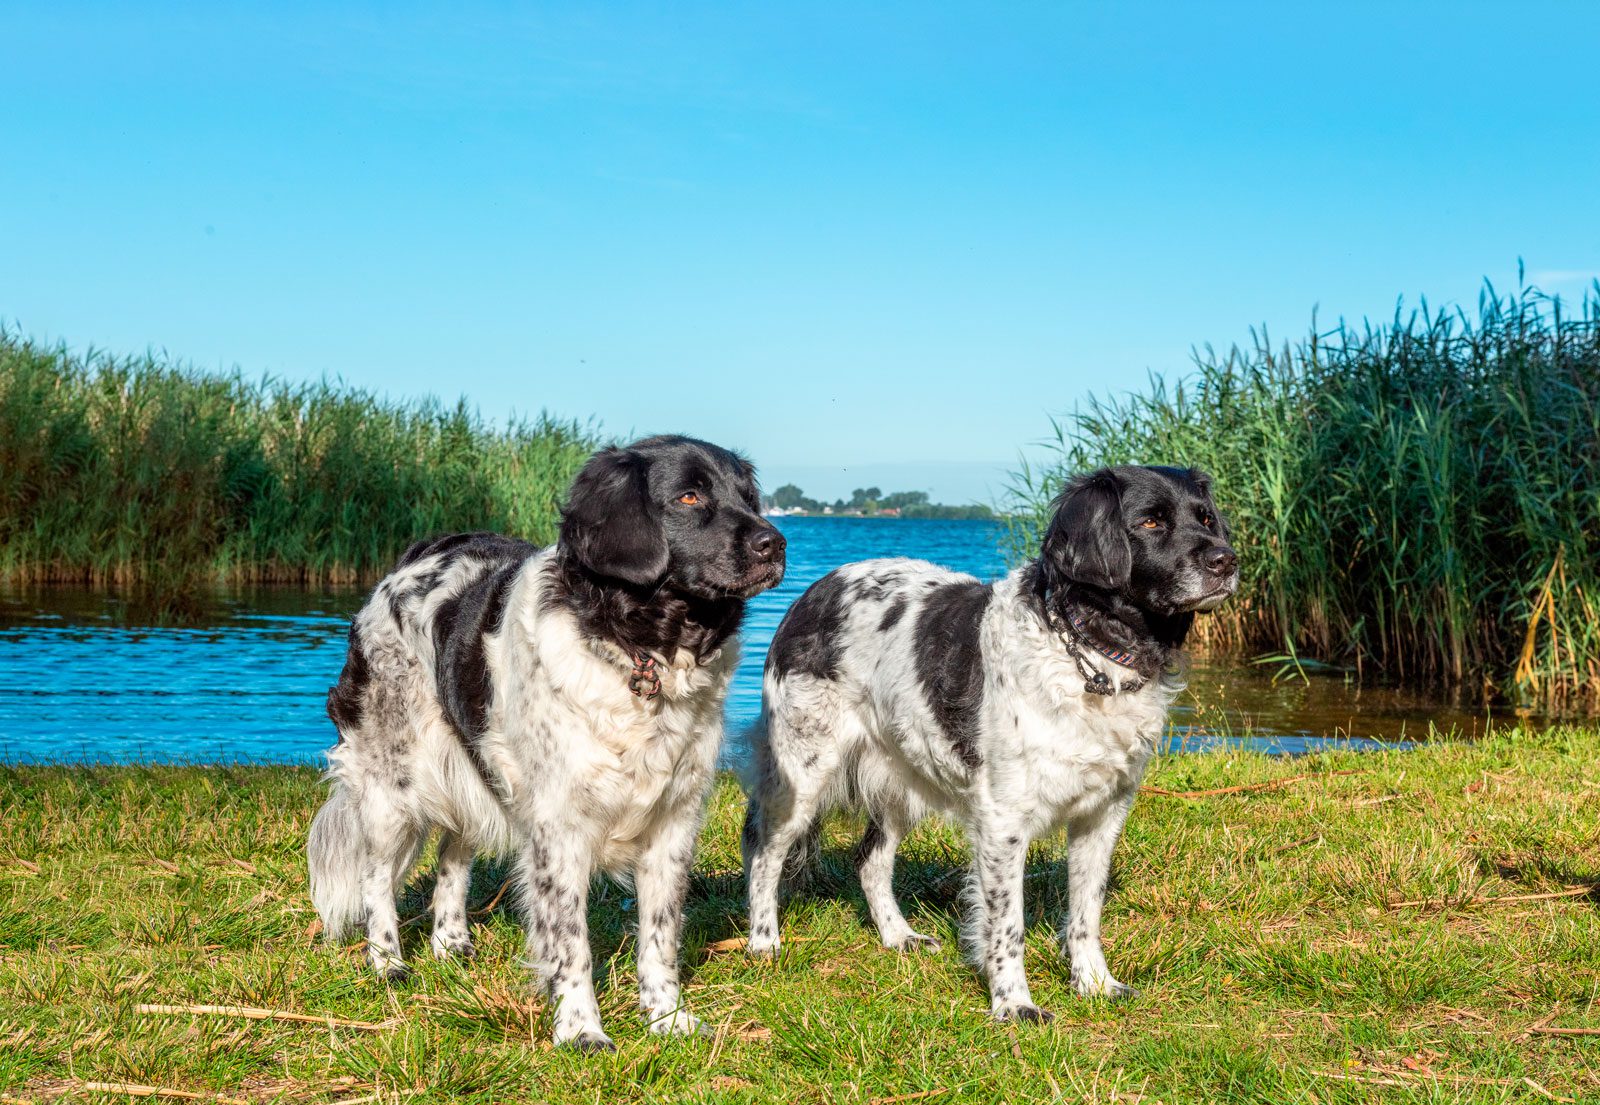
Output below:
[765,511,1008,521]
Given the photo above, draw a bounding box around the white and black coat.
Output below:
[308,435,785,1050]
[741,465,1236,1021]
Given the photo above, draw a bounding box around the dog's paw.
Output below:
[745,920,782,960]
[888,932,942,954]
[375,962,413,985]
[429,931,475,961]
[1073,973,1139,1001]
[645,1008,709,1038]
[562,1031,617,1053]
[993,1002,1055,1024]
[745,937,781,960]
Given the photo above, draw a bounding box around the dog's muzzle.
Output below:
[1187,544,1239,611]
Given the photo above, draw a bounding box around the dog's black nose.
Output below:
[748,527,786,563]
[1203,545,1238,575]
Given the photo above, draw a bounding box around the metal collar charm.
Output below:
[629,653,661,699]
[1062,610,1144,696]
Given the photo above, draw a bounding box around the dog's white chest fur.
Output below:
[987,574,1172,832]
[477,562,735,869]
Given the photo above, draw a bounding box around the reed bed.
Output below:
[0,331,597,608]
[1006,279,1600,707]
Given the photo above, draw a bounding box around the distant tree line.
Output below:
[766,484,994,520]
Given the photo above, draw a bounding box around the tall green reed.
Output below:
[1005,279,1600,706]
[0,331,598,609]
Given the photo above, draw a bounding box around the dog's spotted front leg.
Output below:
[973,826,1050,1023]
[518,830,610,1051]
[633,810,706,1037]
[1061,789,1138,1000]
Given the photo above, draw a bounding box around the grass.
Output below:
[3,727,1598,1103]
[0,330,598,610]
[1005,276,1600,708]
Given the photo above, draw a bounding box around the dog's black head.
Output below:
[559,435,786,600]
[1040,465,1238,620]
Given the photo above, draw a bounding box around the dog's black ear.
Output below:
[1041,469,1132,590]
[1188,467,1231,537]
[560,447,669,585]
[735,456,761,511]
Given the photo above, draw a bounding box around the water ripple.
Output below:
[0,519,1513,765]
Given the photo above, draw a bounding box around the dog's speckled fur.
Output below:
[741,465,1236,1021]
[309,436,784,1050]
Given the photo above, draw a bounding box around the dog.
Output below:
[741,465,1236,1020]
[308,435,785,1050]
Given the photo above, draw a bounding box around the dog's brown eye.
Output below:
[1201,514,1214,527]
[677,492,700,506]
[1140,517,1161,529]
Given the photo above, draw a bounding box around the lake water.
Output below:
[0,518,1531,765]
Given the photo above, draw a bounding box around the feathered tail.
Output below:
[307,787,366,941]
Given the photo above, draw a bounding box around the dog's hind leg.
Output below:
[355,789,425,983]
[743,789,828,957]
[856,804,939,953]
[429,829,476,960]
[742,731,837,957]
[1060,788,1139,1000]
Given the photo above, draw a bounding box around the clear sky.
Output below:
[4,3,1597,504]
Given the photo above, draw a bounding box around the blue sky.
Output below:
[3,3,1597,504]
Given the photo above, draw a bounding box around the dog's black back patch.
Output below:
[399,531,537,573]
[426,537,537,789]
[766,569,850,680]
[435,562,524,740]
[914,580,991,769]
[325,623,371,732]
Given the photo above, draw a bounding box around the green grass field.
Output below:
[3,728,1598,1104]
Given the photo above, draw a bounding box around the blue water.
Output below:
[1,518,1490,765]
[0,520,1005,765]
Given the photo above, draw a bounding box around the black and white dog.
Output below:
[741,466,1236,1021]
[309,435,785,1050]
